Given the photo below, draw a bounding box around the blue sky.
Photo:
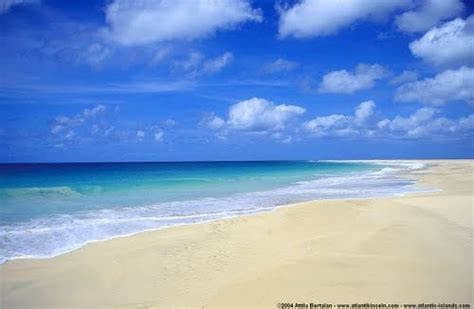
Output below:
[0,0,473,162]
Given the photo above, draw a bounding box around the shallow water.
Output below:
[0,161,428,263]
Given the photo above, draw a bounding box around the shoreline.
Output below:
[1,160,472,307]
[1,160,433,265]
[2,194,433,265]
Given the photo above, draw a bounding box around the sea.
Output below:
[0,160,431,263]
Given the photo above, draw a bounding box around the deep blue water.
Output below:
[0,161,426,263]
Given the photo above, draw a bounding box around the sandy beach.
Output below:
[0,160,472,308]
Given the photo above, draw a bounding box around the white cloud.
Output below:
[50,124,65,135]
[104,126,114,137]
[54,104,106,127]
[354,100,375,124]
[154,131,164,142]
[270,132,293,144]
[377,107,474,138]
[50,104,107,139]
[201,97,305,142]
[409,15,474,68]
[390,70,419,85]
[162,119,177,126]
[227,97,306,131]
[278,0,410,39]
[376,119,390,129]
[91,124,99,135]
[264,58,299,73]
[175,52,233,77]
[150,47,173,66]
[202,98,473,141]
[136,130,145,141]
[83,43,112,67]
[201,52,233,75]
[0,0,37,14]
[176,52,204,72]
[301,101,473,139]
[83,104,107,118]
[378,107,437,131]
[64,130,75,140]
[302,114,350,136]
[200,114,226,130]
[395,0,464,33]
[395,66,474,105]
[104,0,262,46]
[302,100,375,137]
[319,63,386,93]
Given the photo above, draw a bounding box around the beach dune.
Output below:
[0,160,472,308]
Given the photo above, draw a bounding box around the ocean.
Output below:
[0,160,429,263]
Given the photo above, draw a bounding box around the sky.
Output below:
[0,0,473,162]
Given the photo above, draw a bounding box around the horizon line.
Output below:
[1,158,473,164]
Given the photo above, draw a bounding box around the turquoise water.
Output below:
[0,161,425,263]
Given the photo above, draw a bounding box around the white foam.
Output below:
[318,160,427,169]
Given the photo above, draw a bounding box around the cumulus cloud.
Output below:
[201,98,473,141]
[302,114,352,137]
[104,0,262,45]
[378,107,436,131]
[200,97,305,142]
[0,0,38,14]
[377,107,473,138]
[395,66,474,105]
[264,58,299,73]
[409,15,474,68]
[278,0,410,39]
[200,113,226,130]
[354,100,375,124]
[301,101,473,139]
[302,100,375,137]
[227,97,306,131]
[395,0,464,33]
[319,64,386,94]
